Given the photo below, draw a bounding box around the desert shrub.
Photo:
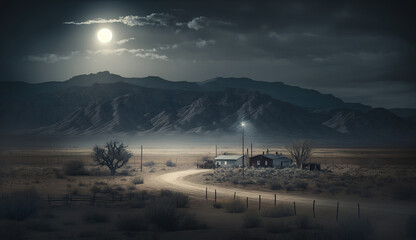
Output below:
[117,214,146,231]
[132,177,144,185]
[239,180,254,187]
[407,214,416,239]
[94,181,107,185]
[328,187,342,195]
[258,179,267,187]
[294,180,308,190]
[118,170,130,176]
[0,189,40,220]
[232,178,239,186]
[262,205,294,218]
[90,186,101,193]
[53,168,65,179]
[102,186,114,194]
[63,160,89,176]
[270,181,284,190]
[0,221,27,240]
[166,160,176,167]
[127,185,136,191]
[84,211,109,223]
[243,211,262,228]
[213,202,223,208]
[266,221,291,233]
[224,199,246,213]
[26,220,55,232]
[160,190,189,208]
[78,182,87,186]
[145,198,179,231]
[144,161,155,167]
[285,184,295,191]
[336,217,373,240]
[177,211,207,230]
[114,186,125,192]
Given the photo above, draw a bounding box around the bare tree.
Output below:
[286,139,313,168]
[92,140,133,175]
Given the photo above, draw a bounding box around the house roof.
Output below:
[253,154,292,162]
[215,155,243,160]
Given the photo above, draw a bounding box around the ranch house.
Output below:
[249,153,292,168]
[214,155,243,167]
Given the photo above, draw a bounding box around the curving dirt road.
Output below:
[147,169,415,216]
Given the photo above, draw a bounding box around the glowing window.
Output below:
[257,160,260,166]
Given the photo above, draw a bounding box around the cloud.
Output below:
[116,37,135,45]
[187,16,209,30]
[86,48,168,60]
[64,13,174,27]
[195,39,216,48]
[135,52,168,60]
[26,52,78,63]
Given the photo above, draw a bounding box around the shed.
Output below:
[249,154,292,168]
[214,155,243,167]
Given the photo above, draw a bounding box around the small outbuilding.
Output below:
[249,153,292,168]
[214,155,243,167]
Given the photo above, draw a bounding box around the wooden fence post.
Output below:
[259,195,261,210]
[313,200,316,218]
[358,202,360,218]
[246,197,249,209]
[293,202,296,216]
[274,194,276,207]
[214,189,216,203]
[336,201,339,222]
[206,187,207,200]
[234,192,236,200]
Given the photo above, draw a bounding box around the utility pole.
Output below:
[251,142,253,158]
[242,122,245,178]
[215,144,217,157]
[140,145,143,172]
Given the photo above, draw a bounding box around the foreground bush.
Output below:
[261,205,294,218]
[166,160,176,167]
[145,198,179,231]
[243,211,262,228]
[0,189,40,220]
[143,161,155,167]
[63,160,89,176]
[132,177,144,185]
[224,199,246,213]
[160,190,189,208]
[117,214,146,232]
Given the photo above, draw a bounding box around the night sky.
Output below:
[1,0,415,108]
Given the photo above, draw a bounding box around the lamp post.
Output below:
[241,122,245,178]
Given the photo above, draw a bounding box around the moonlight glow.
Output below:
[97,28,112,43]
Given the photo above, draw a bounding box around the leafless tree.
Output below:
[92,140,133,175]
[286,139,313,168]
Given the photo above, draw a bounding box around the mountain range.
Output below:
[0,71,415,144]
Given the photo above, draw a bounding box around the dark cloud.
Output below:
[1,0,415,108]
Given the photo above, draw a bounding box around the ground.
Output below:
[0,147,415,239]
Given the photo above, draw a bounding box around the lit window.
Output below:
[224,161,227,165]
[257,160,260,166]
[265,160,268,166]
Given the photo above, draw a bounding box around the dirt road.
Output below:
[147,168,416,216]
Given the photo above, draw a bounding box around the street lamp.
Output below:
[241,122,245,178]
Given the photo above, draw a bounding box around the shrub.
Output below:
[166,160,176,167]
[63,160,89,176]
[266,221,291,233]
[143,161,155,167]
[294,180,308,190]
[53,168,65,179]
[118,170,130,176]
[0,189,40,221]
[145,198,179,231]
[224,199,246,213]
[258,179,267,187]
[243,211,262,228]
[84,211,109,223]
[213,202,222,209]
[177,211,207,230]
[132,177,144,185]
[336,217,373,240]
[127,185,136,191]
[270,181,283,190]
[117,214,146,231]
[160,190,189,208]
[262,205,294,218]
[90,186,101,193]
[406,214,416,239]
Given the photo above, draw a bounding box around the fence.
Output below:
[44,192,144,207]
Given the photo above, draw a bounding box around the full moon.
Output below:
[97,28,112,43]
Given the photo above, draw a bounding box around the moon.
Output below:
[97,28,112,43]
